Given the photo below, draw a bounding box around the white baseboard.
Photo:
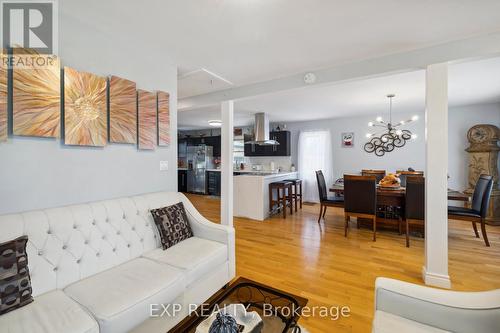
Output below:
[422,266,451,289]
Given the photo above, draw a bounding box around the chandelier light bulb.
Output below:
[364,94,416,156]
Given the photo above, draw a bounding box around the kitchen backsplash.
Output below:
[244,156,293,171]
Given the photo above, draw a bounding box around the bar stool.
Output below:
[269,181,293,218]
[284,179,303,212]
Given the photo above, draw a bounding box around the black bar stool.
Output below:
[284,179,302,212]
[269,181,293,218]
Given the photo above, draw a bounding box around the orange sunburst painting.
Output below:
[0,52,7,142]
[12,49,61,138]
[109,75,137,144]
[137,89,156,150]
[64,67,107,146]
[157,91,170,146]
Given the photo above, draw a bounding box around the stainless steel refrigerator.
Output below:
[187,145,213,194]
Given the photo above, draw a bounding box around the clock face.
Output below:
[471,127,488,143]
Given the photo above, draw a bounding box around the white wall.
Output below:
[285,102,499,190]
[0,9,178,214]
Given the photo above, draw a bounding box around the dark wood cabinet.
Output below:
[204,136,221,157]
[178,170,187,192]
[179,136,221,157]
[244,131,291,157]
[271,131,291,156]
[206,171,221,196]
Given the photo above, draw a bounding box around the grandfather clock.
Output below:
[465,124,500,225]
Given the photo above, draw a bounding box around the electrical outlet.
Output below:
[159,161,168,171]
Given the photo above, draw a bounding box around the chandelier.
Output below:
[364,94,418,156]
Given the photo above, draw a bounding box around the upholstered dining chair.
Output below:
[361,169,386,183]
[397,170,424,187]
[344,175,377,240]
[448,174,494,247]
[315,170,344,223]
[403,176,425,247]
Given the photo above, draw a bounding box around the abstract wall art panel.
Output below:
[137,89,157,150]
[64,67,107,146]
[0,52,7,142]
[109,75,137,144]
[157,91,170,146]
[12,49,61,138]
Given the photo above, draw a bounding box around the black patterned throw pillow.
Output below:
[0,235,33,315]
[150,202,193,250]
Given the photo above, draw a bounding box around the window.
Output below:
[298,130,333,202]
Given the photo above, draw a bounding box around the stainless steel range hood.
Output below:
[245,113,279,146]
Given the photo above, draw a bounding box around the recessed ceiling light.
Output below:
[208,120,222,127]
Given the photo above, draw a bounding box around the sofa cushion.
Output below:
[150,202,193,249]
[372,310,451,333]
[64,257,184,333]
[0,235,33,315]
[0,289,98,333]
[143,237,227,286]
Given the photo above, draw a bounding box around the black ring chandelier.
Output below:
[364,94,418,157]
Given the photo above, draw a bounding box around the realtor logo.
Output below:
[1,0,58,54]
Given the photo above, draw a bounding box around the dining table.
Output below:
[329,184,470,201]
[329,184,471,230]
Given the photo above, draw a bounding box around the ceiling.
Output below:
[59,1,500,129]
[63,0,500,97]
[178,56,500,129]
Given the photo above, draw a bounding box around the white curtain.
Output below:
[298,130,333,203]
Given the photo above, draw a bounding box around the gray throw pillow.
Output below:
[0,235,33,315]
[150,202,193,250]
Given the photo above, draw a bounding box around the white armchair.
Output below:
[373,277,500,333]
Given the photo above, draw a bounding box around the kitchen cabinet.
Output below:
[270,131,291,156]
[206,171,221,196]
[204,136,221,157]
[244,131,291,157]
[178,170,187,192]
[179,136,221,157]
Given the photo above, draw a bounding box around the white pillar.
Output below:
[221,101,234,226]
[423,63,451,288]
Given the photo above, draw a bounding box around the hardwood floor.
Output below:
[185,193,500,333]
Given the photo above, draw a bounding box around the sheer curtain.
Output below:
[298,130,333,203]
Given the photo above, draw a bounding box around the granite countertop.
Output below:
[234,171,297,179]
[177,168,296,178]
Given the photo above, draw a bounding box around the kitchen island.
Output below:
[234,171,298,221]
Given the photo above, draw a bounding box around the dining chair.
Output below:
[344,175,377,240]
[361,169,386,183]
[315,170,344,223]
[397,170,424,187]
[403,176,425,247]
[448,174,494,247]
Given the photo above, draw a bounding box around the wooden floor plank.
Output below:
[185,193,500,333]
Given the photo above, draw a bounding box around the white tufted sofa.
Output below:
[0,192,235,333]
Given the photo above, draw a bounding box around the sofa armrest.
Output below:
[374,277,500,333]
[179,194,236,279]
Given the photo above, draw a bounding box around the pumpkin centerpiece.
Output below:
[379,173,401,188]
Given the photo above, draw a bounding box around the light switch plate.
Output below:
[159,161,169,171]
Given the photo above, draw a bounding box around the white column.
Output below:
[221,101,234,226]
[423,63,451,288]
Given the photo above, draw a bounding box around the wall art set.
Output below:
[0,49,171,150]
